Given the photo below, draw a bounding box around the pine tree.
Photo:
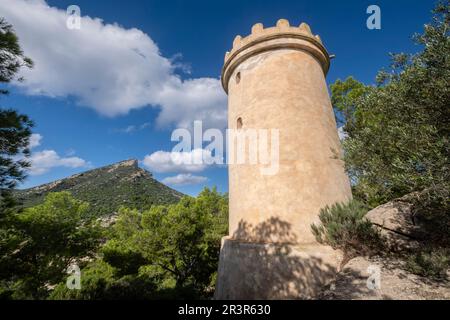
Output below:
[0,17,34,213]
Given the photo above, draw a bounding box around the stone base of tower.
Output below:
[214,237,342,300]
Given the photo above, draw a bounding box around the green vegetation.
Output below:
[331,2,449,211]
[0,192,101,299]
[311,201,383,267]
[0,15,226,300]
[1,2,449,300]
[13,160,183,217]
[0,17,34,215]
[314,1,449,276]
[2,189,227,300]
[338,0,449,233]
[405,247,450,279]
[50,188,228,300]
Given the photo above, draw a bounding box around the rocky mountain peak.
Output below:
[14,159,182,217]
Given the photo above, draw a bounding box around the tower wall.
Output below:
[224,20,352,244]
[215,19,352,299]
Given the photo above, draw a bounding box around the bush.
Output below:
[406,247,450,279]
[49,260,159,300]
[50,187,228,300]
[311,200,383,267]
[1,192,101,299]
[410,188,450,246]
[330,2,450,211]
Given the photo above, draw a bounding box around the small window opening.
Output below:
[236,72,241,84]
[237,117,243,129]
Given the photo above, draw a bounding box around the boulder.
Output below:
[365,193,425,250]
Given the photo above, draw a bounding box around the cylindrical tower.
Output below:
[215,19,352,300]
[223,19,352,244]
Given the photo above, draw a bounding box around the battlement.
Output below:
[221,19,330,92]
[224,19,324,61]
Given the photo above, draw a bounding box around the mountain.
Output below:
[14,159,183,216]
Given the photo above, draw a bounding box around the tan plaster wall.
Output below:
[214,237,342,299]
[226,47,352,244]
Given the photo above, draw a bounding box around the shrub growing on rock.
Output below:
[311,200,384,268]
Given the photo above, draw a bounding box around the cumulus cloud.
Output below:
[162,173,208,186]
[28,150,89,175]
[155,78,227,129]
[28,133,43,149]
[22,133,89,175]
[0,0,227,128]
[142,149,214,173]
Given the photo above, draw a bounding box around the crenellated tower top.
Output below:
[221,19,331,93]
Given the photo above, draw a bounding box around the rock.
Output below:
[366,199,414,235]
[320,256,450,300]
[365,193,425,250]
[97,213,118,228]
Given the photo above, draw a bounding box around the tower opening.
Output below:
[237,117,243,129]
[236,72,241,84]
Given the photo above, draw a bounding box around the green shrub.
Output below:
[50,187,228,300]
[406,247,450,279]
[1,192,101,299]
[49,260,160,300]
[311,200,383,267]
[330,2,450,210]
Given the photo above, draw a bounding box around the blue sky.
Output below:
[0,0,436,195]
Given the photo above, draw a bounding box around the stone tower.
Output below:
[215,19,352,299]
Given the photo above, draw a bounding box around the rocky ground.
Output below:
[319,256,449,300]
[320,192,450,300]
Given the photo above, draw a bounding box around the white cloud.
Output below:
[116,122,151,134]
[142,149,214,173]
[28,149,89,175]
[0,0,227,128]
[162,174,208,186]
[122,125,138,134]
[23,133,89,175]
[28,133,43,149]
[155,78,227,129]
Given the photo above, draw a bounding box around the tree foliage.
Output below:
[51,188,228,300]
[0,17,34,213]
[0,192,101,299]
[325,2,450,273]
[0,17,33,91]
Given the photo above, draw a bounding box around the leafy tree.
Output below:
[51,188,228,300]
[0,18,33,90]
[326,3,449,274]
[0,192,101,299]
[0,17,34,213]
[49,259,159,300]
[330,2,449,216]
[0,110,33,210]
[137,188,228,293]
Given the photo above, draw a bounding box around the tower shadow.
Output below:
[215,217,366,299]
